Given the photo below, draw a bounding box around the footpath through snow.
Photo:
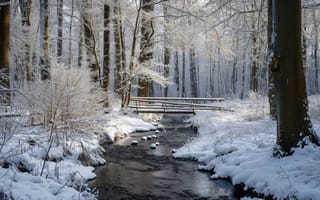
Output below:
[174,94,320,200]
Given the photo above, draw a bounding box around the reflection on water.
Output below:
[90,115,236,200]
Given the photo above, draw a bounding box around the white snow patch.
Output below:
[174,96,320,199]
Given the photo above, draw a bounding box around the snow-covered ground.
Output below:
[0,109,156,200]
[174,94,320,199]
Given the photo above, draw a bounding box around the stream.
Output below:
[89,115,237,200]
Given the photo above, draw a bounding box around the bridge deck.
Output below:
[129,97,232,114]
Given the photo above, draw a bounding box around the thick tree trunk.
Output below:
[57,0,63,62]
[0,1,10,104]
[272,0,319,155]
[40,0,50,80]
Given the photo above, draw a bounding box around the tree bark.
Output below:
[40,0,50,80]
[174,51,179,96]
[163,3,170,97]
[0,1,10,104]
[181,48,186,97]
[312,9,319,94]
[272,0,319,155]
[268,0,276,118]
[19,0,32,81]
[113,0,126,95]
[57,0,63,62]
[137,0,154,97]
[82,0,99,82]
[103,4,111,107]
[189,48,198,97]
[68,0,74,66]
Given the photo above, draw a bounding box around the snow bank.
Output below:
[174,95,320,199]
[0,108,156,199]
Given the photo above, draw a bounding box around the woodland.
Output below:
[0,0,320,199]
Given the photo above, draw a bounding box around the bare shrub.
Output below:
[21,62,105,127]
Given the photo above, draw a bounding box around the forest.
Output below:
[0,0,320,199]
[0,0,319,111]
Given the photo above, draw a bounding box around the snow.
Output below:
[174,94,320,199]
[0,108,156,199]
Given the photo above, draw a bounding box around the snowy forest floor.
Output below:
[1,94,320,199]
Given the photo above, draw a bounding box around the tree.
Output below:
[40,0,50,80]
[271,0,319,155]
[68,0,74,66]
[267,0,276,118]
[81,0,100,83]
[0,0,10,104]
[137,0,155,97]
[103,3,111,107]
[163,3,170,97]
[19,0,33,81]
[57,0,63,63]
[113,0,126,95]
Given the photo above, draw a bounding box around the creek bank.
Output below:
[90,115,237,200]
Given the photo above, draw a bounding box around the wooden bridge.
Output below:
[129,97,232,114]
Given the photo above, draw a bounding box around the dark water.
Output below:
[89,115,237,200]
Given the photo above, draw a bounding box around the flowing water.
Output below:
[89,115,237,200]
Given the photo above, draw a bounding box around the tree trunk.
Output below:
[103,4,111,107]
[82,0,99,82]
[267,0,276,118]
[250,24,258,93]
[137,0,154,97]
[68,0,74,66]
[312,9,319,94]
[232,32,239,96]
[0,1,10,104]
[272,0,319,155]
[113,0,126,95]
[40,0,50,80]
[57,0,63,63]
[174,51,179,96]
[19,0,32,81]
[163,4,170,97]
[181,48,186,97]
[78,25,83,68]
[189,48,198,97]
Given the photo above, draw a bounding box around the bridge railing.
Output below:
[129,97,233,114]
